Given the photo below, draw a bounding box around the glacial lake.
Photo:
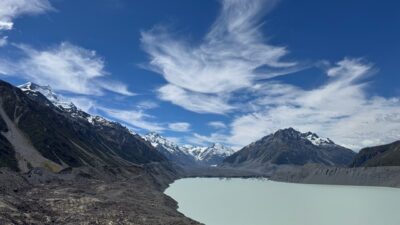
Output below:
[165,178,400,225]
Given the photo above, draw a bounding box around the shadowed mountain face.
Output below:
[0,80,167,172]
[351,141,400,167]
[223,128,356,168]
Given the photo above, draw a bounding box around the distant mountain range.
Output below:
[144,132,235,166]
[1,79,400,176]
[14,81,235,168]
[223,128,356,169]
[0,80,167,173]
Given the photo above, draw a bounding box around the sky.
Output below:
[0,0,399,151]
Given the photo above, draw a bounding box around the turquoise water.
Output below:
[165,178,400,225]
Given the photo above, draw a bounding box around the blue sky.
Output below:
[0,0,399,150]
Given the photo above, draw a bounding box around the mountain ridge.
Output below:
[223,128,356,169]
[351,140,400,167]
[0,80,168,173]
[144,132,235,166]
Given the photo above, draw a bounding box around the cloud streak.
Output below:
[98,107,165,132]
[0,0,53,45]
[168,122,191,132]
[208,121,227,130]
[141,0,298,114]
[0,0,53,31]
[0,42,135,96]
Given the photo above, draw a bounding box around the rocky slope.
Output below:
[0,166,201,225]
[144,132,235,166]
[223,128,356,169]
[0,80,201,224]
[351,140,400,167]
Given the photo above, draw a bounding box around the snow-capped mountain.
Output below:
[301,132,335,146]
[18,82,115,127]
[18,82,235,167]
[1,80,167,173]
[144,132,235,166]
[194,143,236,165]
[144,132,197,166]
[145,132,183,154]
[224,128,356,168]
[19,82,76,111]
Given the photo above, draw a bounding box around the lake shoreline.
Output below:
[166,177,400,225]
[183,164,400,188]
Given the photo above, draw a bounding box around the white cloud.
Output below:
[98,107,165,132]
[0,0,53,31]
[226,58,400,151]
[141,0,299,114]
[0,58,13,75]
[208,121,227,129]
[0,36,8,47]
[158,84,233,114]
[168,122,191,132]
[0,0,53,43]
[0,21,13,31]
[136,100,159,110]
[0,42,135,96]
[327,58,371,78]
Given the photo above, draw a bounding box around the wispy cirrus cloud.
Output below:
[0,0,53,31]
[141,0,299,114]
[0,36,8,47]
[168,122,191,132]
[226,58,400,150]
[158,84,233,114]
[208,121,227,130]
[0,0,53,45]
[98,106,193,133]
[0,42,135,96]
[142,0,400,150]
[136,100,159,110]
[98,106,165,132]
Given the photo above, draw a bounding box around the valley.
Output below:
[0,79,400,224]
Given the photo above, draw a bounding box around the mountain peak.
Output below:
[224,128,355,167]
[144,132,178,150]
[143,133,235,165]
[272,128,335,146]
[19,82,53,95]
[273,127,302,139]
[275,127,300,135]
[302,132,334,146]
[19,82,76,111]
[147,131,162,138]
